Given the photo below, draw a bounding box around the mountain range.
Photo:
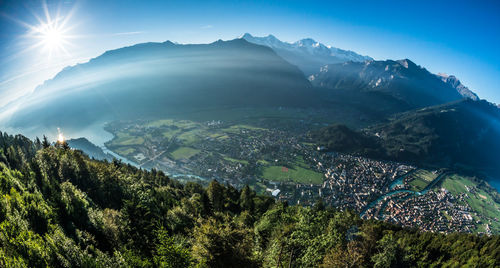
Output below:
[5,34,499,180]
[8,35,481,133]
[309,59,471,109]
[242,33,372,75]
[8,38,316,132]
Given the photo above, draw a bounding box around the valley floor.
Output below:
[102,117,500,235]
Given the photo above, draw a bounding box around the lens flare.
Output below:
[9,0,78,60]
[57,128,65,143]
[32,17,72,58]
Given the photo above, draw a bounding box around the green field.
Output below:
[225,124,267,131]
[147,119,198,128]
[162,129,180,139]
[177,130,201,145]
[110,132,144,146]
[223,156,249,165]
[114,147,136,156]
[169,147,200,160]
[407,169,438,191]
[440,174,475,195]
[262,165,324,184]
[207,132,229,139]
[257,159,270,165]
[440,174,500,232]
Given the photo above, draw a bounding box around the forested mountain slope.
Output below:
[9,39,316,132]
[312,99,500,178]
[0,131,498,267]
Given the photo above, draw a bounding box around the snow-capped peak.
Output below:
[436,72,449,79]
[240,33,253,39]
[242,33,371,60]
[295,38,317,47]
[241,33,372,75]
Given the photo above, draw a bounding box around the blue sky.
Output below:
[1,0,499,106]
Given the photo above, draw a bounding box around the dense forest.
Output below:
[0,132,498,267]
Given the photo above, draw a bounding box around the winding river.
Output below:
[360,171,448,217]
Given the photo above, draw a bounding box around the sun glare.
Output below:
[15,1,78,60]
[57,128,65,143]
[42,26,64,48]
[58,133,65,143]
[33,19,70,56]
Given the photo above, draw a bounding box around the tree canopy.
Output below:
[0,131,498,267]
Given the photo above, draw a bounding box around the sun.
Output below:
[57,132,65,143]
[33,18,70,56]
[57,128,65,143]
[13,2,78,60]
[42,26,64,48]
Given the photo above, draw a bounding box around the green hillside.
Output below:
[312,99,500,178]
[0,131,498,267]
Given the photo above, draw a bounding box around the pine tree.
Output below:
[239,185,255,212]
[62,140,70,150]
[35,137,42,150]
[207,180,224,212]
[42,135,50,148]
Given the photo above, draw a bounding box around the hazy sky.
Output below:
[1,0,499,107]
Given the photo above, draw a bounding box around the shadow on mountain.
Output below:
[9,39,318,132]
[312,99,500,178]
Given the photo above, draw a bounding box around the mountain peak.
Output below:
[295,38,317,46]
[437,72,449,79]
[241,33,253,39]
[210,38,256,49]
[436,73,479,100]
[396,59,416,69]
[242,33,372,75]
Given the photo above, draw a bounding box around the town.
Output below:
[104,118,500,234]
